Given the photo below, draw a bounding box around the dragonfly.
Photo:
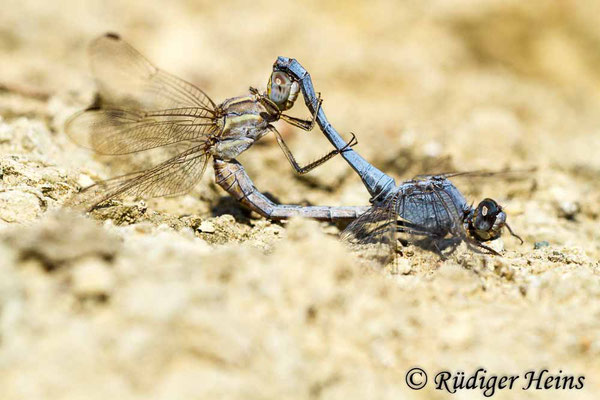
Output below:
[64,33,364,221]
[341,174,524,264]
[273,57,524,263]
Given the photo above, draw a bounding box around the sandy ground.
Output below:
[1,0,600,399]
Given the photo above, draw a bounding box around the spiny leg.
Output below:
[466,240,501,256]
[279,92,322,131]
[274,58,397,199]
[269,126,357,174]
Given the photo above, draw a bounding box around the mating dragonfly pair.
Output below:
[66,34,523,265]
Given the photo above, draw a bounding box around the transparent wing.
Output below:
[430,185,464,235]
[413,168,536,181]
[65,107,218,155]
[395,184,467,255]
[89,33,216,111]
[67,144,210,211]
[341,193,399,267]
[65,33,220,155]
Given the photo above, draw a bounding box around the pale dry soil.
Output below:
[1,1,600,399]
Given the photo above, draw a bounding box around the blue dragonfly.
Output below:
[273,57,523,264]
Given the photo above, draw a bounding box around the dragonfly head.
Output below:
[267,71,300,111]
[468,198,524,245]
[468,198,507,242]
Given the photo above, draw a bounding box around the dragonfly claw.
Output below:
[340,132,358,153]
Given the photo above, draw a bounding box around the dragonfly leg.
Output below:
[466,240,501,256]
[430,238,462,259]
[279,92,322,131]
[213,158,367,221]
[431,241,449,261]
[444,239,461,255]
[269,126,356,174]
[275,57,397,199]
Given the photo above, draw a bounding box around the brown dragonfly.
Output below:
[65,33,362,220]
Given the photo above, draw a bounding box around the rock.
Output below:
[76,173,95,188]
[0,190,43,223]
[557,201,580,220]
[198,221,216,233]
[486,237,505,253]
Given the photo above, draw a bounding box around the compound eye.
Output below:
[268,71,292,106]
[475,198,500,231]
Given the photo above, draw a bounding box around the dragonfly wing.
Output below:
[65,107,218,155]
[67,144,210,211]
[430,185,464,236]
[89,33,216,111]
[65,34,220,155]
[396,183,467,254]
[413,168,536,181]
[341,193,398,267]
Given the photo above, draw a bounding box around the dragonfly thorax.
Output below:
[392,178,470,238]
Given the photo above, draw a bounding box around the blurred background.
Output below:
[3,0,600,212]
[1,0,600,398]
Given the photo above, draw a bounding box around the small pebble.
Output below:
[534,241,550,250]
[77,174,95,188]
[264,225,284,236]
[487,237,505,253]
[423,140,442,158]
[198,221,216,233]
[557,201,580,220]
